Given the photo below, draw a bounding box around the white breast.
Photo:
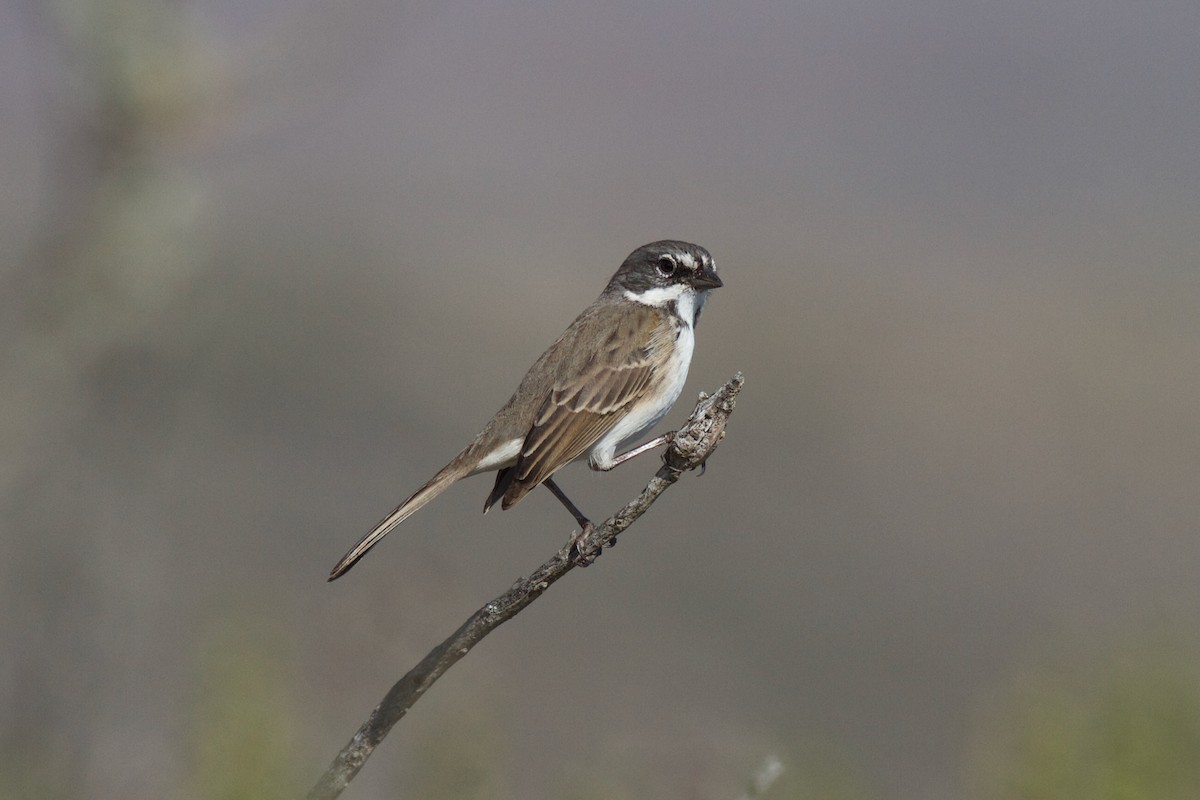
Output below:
[587,289,701,469]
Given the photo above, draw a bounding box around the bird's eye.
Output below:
[656,255,677,277]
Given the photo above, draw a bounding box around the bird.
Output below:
[328,240,722,580]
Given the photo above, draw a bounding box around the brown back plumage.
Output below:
[484,301,675,509]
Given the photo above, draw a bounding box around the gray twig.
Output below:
[305,372,744,800]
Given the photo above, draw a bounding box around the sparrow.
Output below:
[329,240,722,580]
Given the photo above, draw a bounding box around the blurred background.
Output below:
[2,1,1199,798]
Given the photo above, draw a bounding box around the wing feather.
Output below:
[499,305,665,508]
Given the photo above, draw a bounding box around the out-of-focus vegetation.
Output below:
[165,630,1200,799]
[187,619,302,800]
[970,640,1200,800]
[3,0,211,501]
[5,0,1200,798]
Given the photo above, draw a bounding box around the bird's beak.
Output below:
[692,265,723,291]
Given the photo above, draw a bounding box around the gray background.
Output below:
[3,1,1198,798]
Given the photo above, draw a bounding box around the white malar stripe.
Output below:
[625,284,708,328]
[624,284,687,307]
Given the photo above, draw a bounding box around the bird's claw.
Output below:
[568,522,600,566]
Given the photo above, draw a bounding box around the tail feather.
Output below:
[482,466,516,515]
[328,461,467,580]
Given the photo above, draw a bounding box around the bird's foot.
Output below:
[567,522,600,566]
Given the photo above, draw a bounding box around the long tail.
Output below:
[328,460,468,580]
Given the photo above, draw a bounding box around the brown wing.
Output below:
[497,304,664,508]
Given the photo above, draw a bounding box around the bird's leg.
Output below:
[543,477,591,529]
[598,432,675,471]
[542,477,599,565]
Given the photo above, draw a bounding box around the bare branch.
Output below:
[305,372,744,800]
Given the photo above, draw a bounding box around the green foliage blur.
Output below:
[187,620,302,800]
[970,640,1200,800]
[7,1,1200,798]
[5,612,1196,798]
